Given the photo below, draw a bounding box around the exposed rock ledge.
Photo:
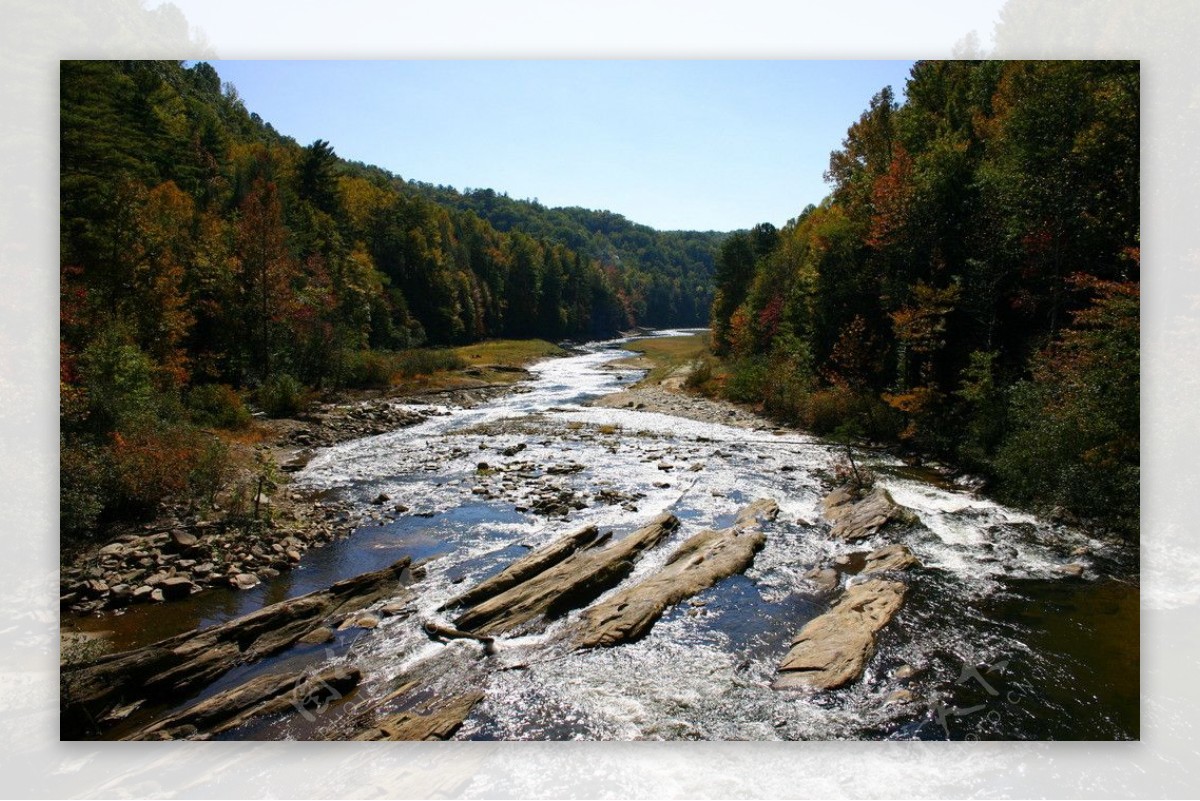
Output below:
[452,513,680,636]
[127,665,362,740]
[575,499,778,648]
[61,557,415,738]
[773,578,908,691]
[823,484,919,541]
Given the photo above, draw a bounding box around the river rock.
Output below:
[170,530,198,549]
[348,691,484,741]
[231,573,260,590]
[575,500,777,649]
[157,577,197,600]
[61,557,415,738]
[823,485,919,541]
[773,579,907,692]
[861,543,919,574]
[1056,562,1085,578]
[298,626,335,645]
[440,524,601,611]
[127,665,362,740]
[454,513,680,636]
[805,567,840,594]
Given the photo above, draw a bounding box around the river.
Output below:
[91,332,1140,741]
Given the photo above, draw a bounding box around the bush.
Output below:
[393,348,465,378]
[724,357,768,403]
[187,383,251,429]
[60,435,111,540]
[341,350,395,388]
[256,372,305,418]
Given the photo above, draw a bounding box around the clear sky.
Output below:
[208,60,917,232]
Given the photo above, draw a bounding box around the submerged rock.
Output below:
[773,579,907,692]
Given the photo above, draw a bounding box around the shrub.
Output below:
[393,348,465,379]
[341,350,395,389]
[256,372,305,418]
[187,383,251,429]
[724,357,768,403]
[60,435,111,540]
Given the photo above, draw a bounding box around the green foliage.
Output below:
[256,373,305,418]
[393,348,466,378]
[701,60,1139,535]
[993,278,1139,533]
[186,383,251,429]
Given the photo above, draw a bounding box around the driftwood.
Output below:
[574,499,778,649]
[773,578,907,691]
[127,665,362,741]
[453,513,680,636]
[61,557,414,738]
[439,524,602,611]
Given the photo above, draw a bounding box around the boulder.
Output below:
[773,579,907,692]
[861,543,919,574]
[823,485,919,541]
[575,499,777,649]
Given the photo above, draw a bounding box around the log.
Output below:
[575,499,777,648]
[61,557,414,738]
[439,524,601,611]
[453,513,679,636]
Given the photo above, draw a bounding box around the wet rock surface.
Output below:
[773,578,909,692]
[575,499,777,649]
[823,484,920,541]
[60,557,415,738]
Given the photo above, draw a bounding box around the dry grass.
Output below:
[614,332,711,387]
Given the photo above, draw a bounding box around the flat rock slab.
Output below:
[773,578,907,692]
[61,557,414,738]
[440,524,601,611]
[454,513,679,636]
[823,485,919,541]
[350,691,485,741]
[575,499,778,649]
[862,543,919,574]
[128,665,362,740]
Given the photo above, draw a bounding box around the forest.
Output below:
[59,60,719,540]
[700,60,1139,535]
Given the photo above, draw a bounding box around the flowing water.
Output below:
[92,333,1140,741]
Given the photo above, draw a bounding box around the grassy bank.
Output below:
[611,332,711,387]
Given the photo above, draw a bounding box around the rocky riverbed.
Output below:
[60,334,1139,741]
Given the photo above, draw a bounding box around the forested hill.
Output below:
[404,184,724,327]
[703,60,1139,535]
[58,59,721,539]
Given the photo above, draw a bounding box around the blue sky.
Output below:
[208,60,917,232]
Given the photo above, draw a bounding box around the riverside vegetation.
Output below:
[695,61,1138,538]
